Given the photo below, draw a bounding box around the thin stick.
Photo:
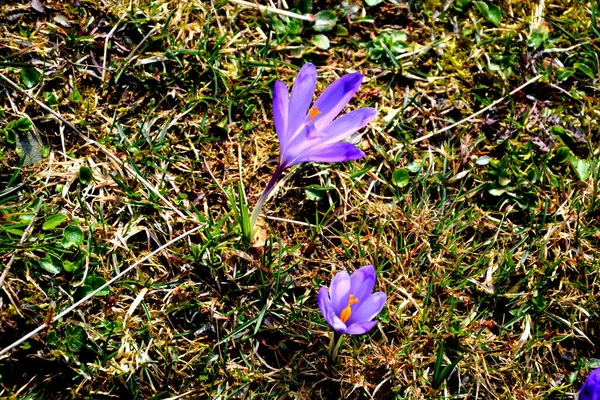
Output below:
[0,225,203,357]
[0,71,187,220]
[0,198,43,290]
[410,74,543,145]
[229,0,315,21]
[102,15,124,82]
[114,26,159,83]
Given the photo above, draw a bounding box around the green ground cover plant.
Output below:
[0,0,599,399]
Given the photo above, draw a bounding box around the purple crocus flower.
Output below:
[272,63,377,170]
[580,368,600,400]
[317,265,387,335]
[249,64,377,237]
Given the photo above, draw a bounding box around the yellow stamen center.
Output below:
[339,294,359,323]
[308,106,321,122]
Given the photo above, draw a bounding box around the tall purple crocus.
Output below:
[249,64,377,237]
[580,368,600,400]
[317,265,387,361]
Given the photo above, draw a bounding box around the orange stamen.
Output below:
[339,294,359,323]
[308,106,321,122]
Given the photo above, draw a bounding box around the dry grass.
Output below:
[1,0,599,399]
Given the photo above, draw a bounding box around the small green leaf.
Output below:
[62,225,83,249]
[44,92,59,105]
[78,166,93,185]
[488,186,506,196]
[83,275,109,296]
[570,157,591,181]
[475,2,502,25]
[406,161,422,173]
[69,85,83,103]
[3,129,16,144]
[474,2,489,17]
[21,67,40,88]
[39,255,62,275]
[334,25,348,36]
[65,325,87,352]
[14,117,33,131]
[313,34,330,50]
[574,62,596,79]
[63,260,77,273]
[365,0,385,5]
[392,168,409,187]
[43,214,68,230]
[313,10,337,32]
[304,185,334,201]
[555,68,575,82]
[554,147,571,164]
[550,125,566,136]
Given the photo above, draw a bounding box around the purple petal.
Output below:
[288,63,317,139]
[345,292,386,326]
[292,142,364,165]
[349,265,376,307]
[327,309,348,333]
[329,270,351,315]
[580,368,600,400]
[345,320,377,335]
[273,80,289,147]
[312,72,363,129]
[317,286,334,326]
[320,108,377,146]
[279,122,317,168]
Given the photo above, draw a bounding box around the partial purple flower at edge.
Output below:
[580,368,600,400]
[318,265,387,335]
[273,63,377,169]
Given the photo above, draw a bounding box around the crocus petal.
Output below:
[288,63,317,139]
[312,72,363,129]
[349,265,376,307]
[319,108,377,146]
[580,368,600,400]
[291,142,364,166]
[345,320,377,335]
[327,309,348,333]
[329,271,351,315]
[345,292,387,326]
[317,286,334,326]
[273,80,289,147]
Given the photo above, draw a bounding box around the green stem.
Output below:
[328,331,343,363]
[249,164,285,238]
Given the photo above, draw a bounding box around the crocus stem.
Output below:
[249,163,286,238]
[328,332,343,363]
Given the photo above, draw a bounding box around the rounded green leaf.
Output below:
[570,157,591,181]
[554,146,571,164]
[78,166,93,185]
[21,67,40,88]
[313,34,330,50]
[39,255,62,275]
[83,276,109,296]
[392,168,410,187]
[14,117,33,131]
[313,10,337,32]
[65,325,87,352]
[305,185,334,201]
[62,225,83,249]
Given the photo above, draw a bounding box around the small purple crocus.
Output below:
[249,64,377,237]
[580,368,600,400]
[317,265,386,362]
[318,265,387,336]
